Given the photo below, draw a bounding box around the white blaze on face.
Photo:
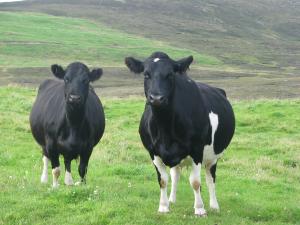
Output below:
[153,58,160,62]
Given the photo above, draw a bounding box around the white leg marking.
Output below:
[189,162,206,216]
[64,171,74,186]
[169,166,180,203]
[52,167,60,188]
[153,156,169,213]
[41,156,48,183]
[206,164,219,211]
[203,112,221,211]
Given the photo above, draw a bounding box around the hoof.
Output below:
[195,208,207,217]
[41,174,48,184]
[210,206,220,212]
[169,197,176,204]
[52,183,59,188]
[75,181,82,186]
[169,195,176,204]
[169,199,176,204]
[64,173,74,186]
[65,179,74,186]
[210,202,220,212]
[158,205,170,213]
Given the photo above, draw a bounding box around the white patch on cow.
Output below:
[52,167,60,188]
[203,112,223,166]
[203,111,221,211]
[189,161,206,216]
[153,156,169,213]
[64,171,74,186]
[153,58,160,62]
[169,166,180,203]
[40,156,48,183]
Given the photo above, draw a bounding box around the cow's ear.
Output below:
[125,57,144,74]
[89,68,103,82]
[173,56,193,74]
[51,64,65,79]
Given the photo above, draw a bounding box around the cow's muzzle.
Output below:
[149,94,166,106]
[68,94,82,104]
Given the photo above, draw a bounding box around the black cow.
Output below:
[30,62,105,187]
[125,52,235,216]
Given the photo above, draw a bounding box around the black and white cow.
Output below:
[125,52,235,216]
[30,62,105,187]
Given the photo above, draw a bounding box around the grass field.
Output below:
[2,0,299,73]
[0,86,299,225]
[0,11,221,68]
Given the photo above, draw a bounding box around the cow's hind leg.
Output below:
[189,161,206,216]
[64,158,74,186]
[153,156,169,213]
[40,148,49,184]
[205,162,219,211]
[169,166,180,203]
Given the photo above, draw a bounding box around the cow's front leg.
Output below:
[189,161,206,216]
[64,158,74,186]
[49,151,60,188]
[76,151,91,185]
[41,153,49,184]
[153,156,169,213]
[169,166,180,203]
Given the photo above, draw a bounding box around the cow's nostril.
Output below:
[149,94,165,105]
[69,95,81,102]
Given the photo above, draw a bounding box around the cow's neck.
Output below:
[65,103,85,127]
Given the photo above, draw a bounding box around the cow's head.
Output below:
[51,62,102,106]
[125,52,193,107]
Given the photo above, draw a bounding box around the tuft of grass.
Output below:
[0,86,299,225]
[0,11,221,68]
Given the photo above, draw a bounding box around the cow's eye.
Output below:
[144,72,151,79]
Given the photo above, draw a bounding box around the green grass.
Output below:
[0,86,299,225]
[0,11,221,68]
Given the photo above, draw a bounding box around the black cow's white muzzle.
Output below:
[68,94,81,104]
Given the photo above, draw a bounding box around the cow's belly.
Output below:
[176,146,223,168]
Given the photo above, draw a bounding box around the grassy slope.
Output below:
[0,86,299,225]
[0,11,221,68]
[2,0,299,72]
